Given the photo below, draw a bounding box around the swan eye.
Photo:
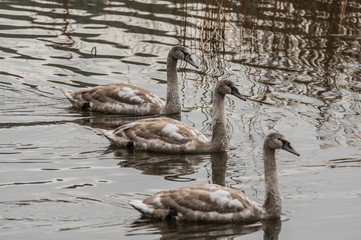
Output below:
[278,138,292,149]
[181,50,189,57]
[277,138,287,146]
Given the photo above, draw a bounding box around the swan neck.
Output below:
[263,147,282,219]
[211,92,227,151]
[164,55,180,114]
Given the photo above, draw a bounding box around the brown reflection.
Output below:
[178,0,360,99]
[55,0,74,50]
[178,0,360,147]
[262,218,282,240]
[61,0,69,35]
[112,148,209,181]
[71,113,144,130]
[99,128,228,184]
[128,217,281,239]
[210,152,228,186]
[69,111,181,130]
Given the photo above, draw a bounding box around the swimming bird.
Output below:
[59,46,198,115]
[128,133,299,222]
[100,79,246,153]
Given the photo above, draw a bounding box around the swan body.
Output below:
[129,133,300,222]
[101,117,209,153]
[129,184,265,222]
[59,46,198,115]
[100,79,246,153]
[60,83,166,115]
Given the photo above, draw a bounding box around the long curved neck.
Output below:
[210,91,228,151]
[263,146,282,219]
[164,55,181,114]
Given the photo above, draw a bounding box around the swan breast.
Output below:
[129,184,266,222]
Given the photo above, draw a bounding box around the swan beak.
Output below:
[231,87,246,101]
[283,142,300,156]
[184,54,199,68]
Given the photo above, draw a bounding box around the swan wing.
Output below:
[73,83,165,115]
[129,184,265,222]
[109,117,209,152]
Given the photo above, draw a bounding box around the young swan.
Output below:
[100,79,246,153]
[129,133,300,222]
[59,46,198,115]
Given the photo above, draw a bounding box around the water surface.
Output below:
[0,0,360,239]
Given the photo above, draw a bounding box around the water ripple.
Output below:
[0,1,360,239]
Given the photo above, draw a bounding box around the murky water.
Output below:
[1,0,360,239]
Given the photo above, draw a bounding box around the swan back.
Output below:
[100,117,210,153]
[129,184,265,222]
[81,83,165,115]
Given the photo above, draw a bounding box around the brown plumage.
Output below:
[99,79,246,153]
[59,45,198,115]
[129,133,300,222]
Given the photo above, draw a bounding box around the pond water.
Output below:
[0,0,360,239]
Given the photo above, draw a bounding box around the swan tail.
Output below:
[59,87,88,109]
[128,200,170,220]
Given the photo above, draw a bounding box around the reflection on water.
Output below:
[211,152,228,186]
[179,0,361,147]
[70,110,182,130]
[112,151,229,184]
[114,149,209,181]
[71,111,167,130]
[127,218,282,240]
[262,219,282,240]
[0,0,360,239]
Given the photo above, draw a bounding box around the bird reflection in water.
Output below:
[210,152,228,186]
[112,148,208,181]
[127,217,282,239]
[111,149,229,183]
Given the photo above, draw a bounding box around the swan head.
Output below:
[170,46,198,68]
[215,79,246,101]
[265,133,300,156]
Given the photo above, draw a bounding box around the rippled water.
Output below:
[1,0,360,239]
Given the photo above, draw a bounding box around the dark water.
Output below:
[0,0,360,239]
